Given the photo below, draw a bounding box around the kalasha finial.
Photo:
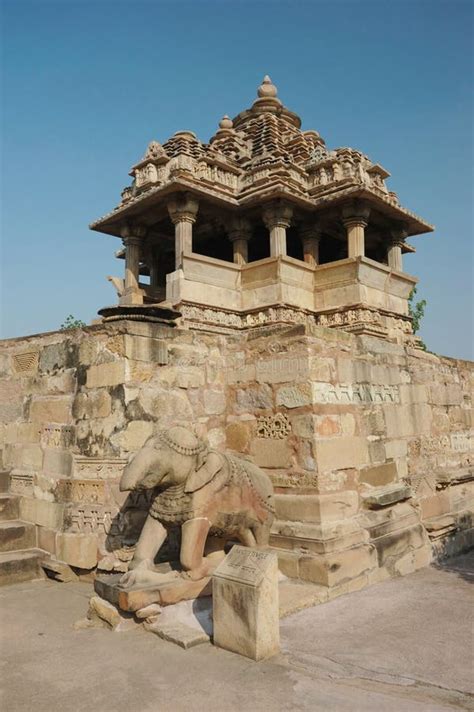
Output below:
[219,115,233,130]
[258,75,278,98]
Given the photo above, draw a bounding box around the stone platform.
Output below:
[1,554,472,712]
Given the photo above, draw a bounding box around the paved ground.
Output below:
[1,553,473,712]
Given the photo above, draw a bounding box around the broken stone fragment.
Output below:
[135,603,162,621]
[87,595,139,632]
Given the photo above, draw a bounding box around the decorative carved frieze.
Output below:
[10,471,34,496]
[72,456,128,480]
[450,431,473,453]
[55,479,106,504]
[12,351,39,374]
[312,382,400,404]
[41,424,75,449]
[257,413,291,439]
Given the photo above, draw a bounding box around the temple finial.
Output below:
[258,75,278,98]
[219,115,233,130]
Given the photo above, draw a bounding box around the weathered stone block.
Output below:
[57,532,98,569]
[250,439,292,468]
[315,436,369,472]
[299,545,377,587]
[37,526,57,555]
[360,462,398,487]
[19,498,65,529]
[86,361,126,389]
[30,396,72,424]
[73,390,112,420]
[276,384,311,409]
[203,390,226,415]
[43,449,73,476]
[123,335,168,364]
[275,491,359,523]
[213,546,279,661]
[226,422,252,452]
[39,342,68,373]
[235,385,273,413]
[0,380,23,420]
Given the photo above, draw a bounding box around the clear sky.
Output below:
[1,0,473,360]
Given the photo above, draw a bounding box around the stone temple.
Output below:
[0,78,472,620]
[92,75,432,344]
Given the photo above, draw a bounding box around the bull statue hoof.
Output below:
[118,426,275,586]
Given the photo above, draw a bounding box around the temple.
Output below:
[91,76,433,341]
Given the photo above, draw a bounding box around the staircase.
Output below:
[0,471,46,585]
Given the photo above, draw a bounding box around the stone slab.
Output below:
[94,573,212,612]
[144,620,210,649]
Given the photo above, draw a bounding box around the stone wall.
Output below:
[0,319,472,591]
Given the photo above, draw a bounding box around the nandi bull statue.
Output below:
[119,426,275,587]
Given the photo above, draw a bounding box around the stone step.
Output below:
[0,549,45,586]
[0,494,20,521]
[0,520,36,553]
[0,471,10,494]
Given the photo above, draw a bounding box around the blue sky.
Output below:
[2,0,473,359]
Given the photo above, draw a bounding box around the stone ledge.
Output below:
[361,484,412,509]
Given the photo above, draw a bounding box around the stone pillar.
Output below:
[300,223,322,266]
[341,202,370,258]
[228,217,252,265]
[167,193,199,270]
[387,228,407,271]
[262,202,293,257]
[120,225,145,305]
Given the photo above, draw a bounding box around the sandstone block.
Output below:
[383,404,432,438]
[145,621,209,648]
[275,491,359,523]
[213,546,280,661]
[43,449,73,476]
[235,385,273,413]
[19,498,65,529]
[123,335,168,364]
[39,342,69,373]
[299,545,377,587]
[226,422,252,452]
[203,390,226,415]
[57,532,98,569]
[250,439,292,469]
[37,526,57,555]
[86,361,126,389]
[315,436,369,472]
[30,396,72,424]
[276,384,311,409]
[73,390,112,420]
[360,461,398,487]
[0,380,23,420]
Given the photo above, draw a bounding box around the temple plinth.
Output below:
[91,76,433,342]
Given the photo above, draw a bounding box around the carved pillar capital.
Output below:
[341,201,371,228]
[299,221,323,243]
[227,216,252,243]
[389,226,408,248]
[262,201,293,230]
[167,193,199,224]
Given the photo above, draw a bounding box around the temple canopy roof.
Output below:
[90,76,433,238]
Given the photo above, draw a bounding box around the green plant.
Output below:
[60,314,86,330]
[408,287,427,348]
